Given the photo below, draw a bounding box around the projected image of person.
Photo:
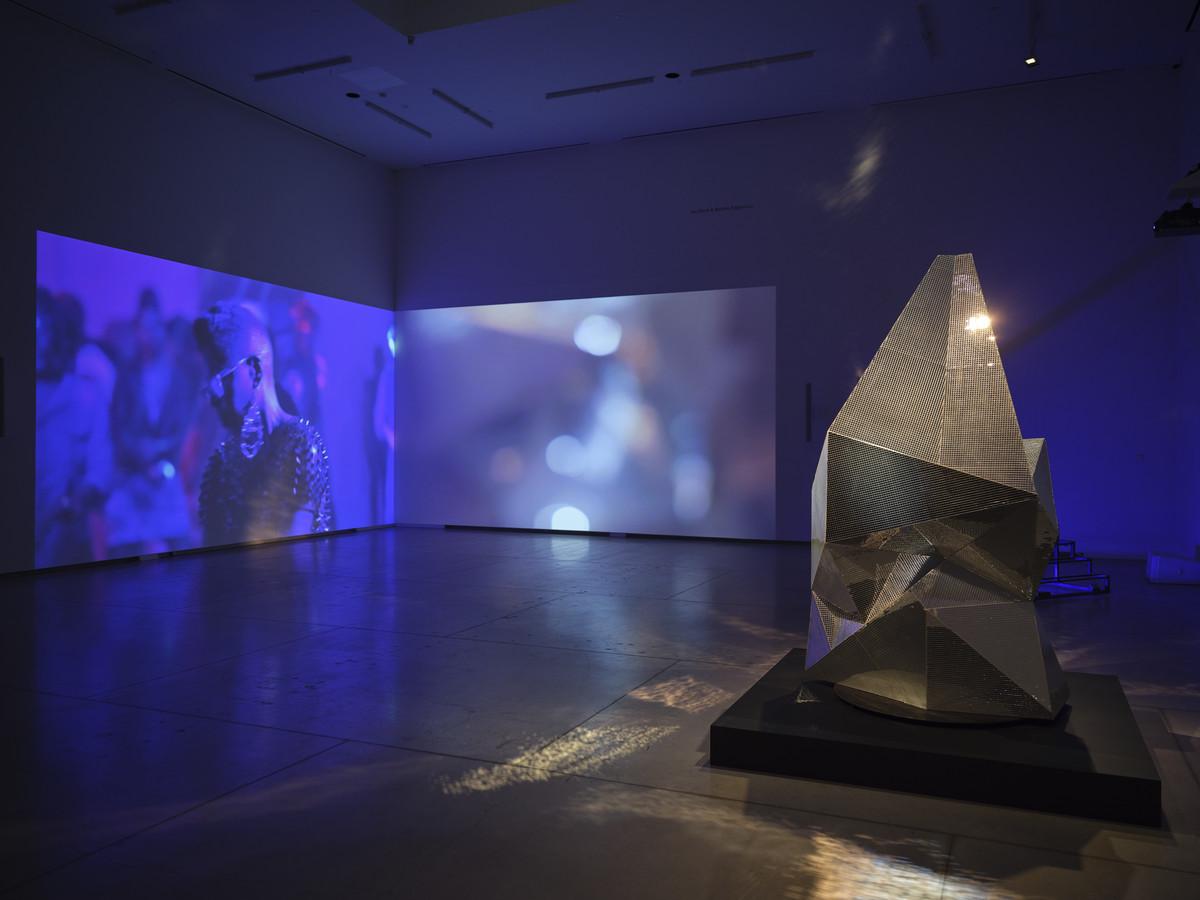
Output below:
[35,231,391,567]
[105,290,194,557]
[35,289,113,568]
[193,302,334,545]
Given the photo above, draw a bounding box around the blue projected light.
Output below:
[34,231,395,569]
[396,287,777,540]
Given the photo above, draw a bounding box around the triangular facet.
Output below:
[824,434,1032,542]
[812,434,829,545]
[811,547,859,618]
[1025,437,1059,552]
[937,255,1034,492]
[926,620,1048,718]
[932,602,1051,711]
[905,560,1013,611]
[952,499,1041,597]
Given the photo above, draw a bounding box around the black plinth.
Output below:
[710,649,1161,825]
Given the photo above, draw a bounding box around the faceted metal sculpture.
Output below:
[806,254,1068,722]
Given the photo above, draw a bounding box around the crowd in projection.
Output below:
[35,232,394,568]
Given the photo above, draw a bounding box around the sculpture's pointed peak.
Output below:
[830,253,1034,493]
[938,255,1034,493]
[876,255,956,365]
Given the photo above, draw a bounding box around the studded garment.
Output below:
[199,417,334,545]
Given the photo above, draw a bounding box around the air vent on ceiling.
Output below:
[340,67,406,91]
[254,55,353,82]
[365,101,432,139]
[546,76,654,100]
[432,89,494,128]
[113,0,171,14]
[690,50,814,77]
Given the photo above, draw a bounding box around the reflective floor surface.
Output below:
[2,526,1199,898]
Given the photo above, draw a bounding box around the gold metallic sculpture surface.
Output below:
[806,254,1067,722]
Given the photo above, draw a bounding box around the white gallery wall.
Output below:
[395,64,1190,558]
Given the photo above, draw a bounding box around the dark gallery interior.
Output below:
[2,1,1200,897]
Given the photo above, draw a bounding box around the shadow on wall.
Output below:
[1003,244,1169,354]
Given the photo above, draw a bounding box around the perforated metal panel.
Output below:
[824,434,1028,542]
[805,253,1068,722]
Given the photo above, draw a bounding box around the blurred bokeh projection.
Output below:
[35,231,394,568]
[396,289,776,539]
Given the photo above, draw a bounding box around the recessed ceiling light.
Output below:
[665,72,680,79]
[1024,56,1038,66]
[345,91,360,99]
[339,66,406,91]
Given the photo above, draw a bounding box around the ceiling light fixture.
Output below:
[112,0,171,14]
[253,55,352,82]
[365,100,432,139]
[1024,0,1041,68]
[546,76,654,100]
[432,88,494,128]
[691,50,814,78]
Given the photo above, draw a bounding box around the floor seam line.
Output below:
[441,593,570,637]
[528,659,681,756]
[662,571,724,599]
[1158,708,1200,792]
[937,832,957,900]
[60,696,369,742]
[435,631,772,668]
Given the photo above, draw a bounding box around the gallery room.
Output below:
[2,0,1199,897]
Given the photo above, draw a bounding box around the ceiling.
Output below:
[17,0,1198,168]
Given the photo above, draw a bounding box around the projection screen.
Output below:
[35,231,394,568]
[396,288,776,539]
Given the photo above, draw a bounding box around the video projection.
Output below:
[396,288,776,539]
[35,231,394,568]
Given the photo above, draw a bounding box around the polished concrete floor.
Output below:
[2,526,1199,899]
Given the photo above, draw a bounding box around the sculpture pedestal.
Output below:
[709,649,1161,825]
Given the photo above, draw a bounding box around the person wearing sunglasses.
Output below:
[192,301,334,546]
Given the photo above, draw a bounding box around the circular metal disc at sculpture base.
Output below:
[833,682,1024,725]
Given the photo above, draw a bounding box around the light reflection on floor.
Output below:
[628,674,735,714]
[6,535,1200,897]
[439,722,680,796]
[570,784,966,900]
[717,612,804,643]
